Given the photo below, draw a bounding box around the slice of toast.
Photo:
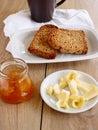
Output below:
[48,28,88,54]
[28,24,58,59]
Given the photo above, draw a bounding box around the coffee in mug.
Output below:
[27,0,66,22]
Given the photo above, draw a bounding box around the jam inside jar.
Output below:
[0,58,34,104]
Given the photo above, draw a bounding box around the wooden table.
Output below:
[0,0,98,130]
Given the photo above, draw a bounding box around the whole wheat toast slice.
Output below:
[48,28,88,54]
[28,24,58,59]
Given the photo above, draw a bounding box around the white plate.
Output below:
[40,70,98,113]
[6,25,98,63]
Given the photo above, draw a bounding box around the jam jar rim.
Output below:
[0,58,28,80]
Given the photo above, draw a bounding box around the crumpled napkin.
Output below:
[3,9,94,38]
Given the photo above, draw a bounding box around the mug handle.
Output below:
[56,0,66,7]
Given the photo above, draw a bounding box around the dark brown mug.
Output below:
[27,0,66,22]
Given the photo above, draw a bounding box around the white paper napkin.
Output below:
[4,9,94,38]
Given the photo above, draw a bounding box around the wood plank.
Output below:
[0,0,46,130]
[41,0,98,129]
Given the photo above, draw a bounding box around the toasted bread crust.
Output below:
[48,28,88,54]
[28,24,88,59]
[28,24,58,59]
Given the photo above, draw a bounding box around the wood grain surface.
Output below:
[0,0,98,130]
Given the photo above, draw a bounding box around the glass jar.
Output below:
[0,58,34,104]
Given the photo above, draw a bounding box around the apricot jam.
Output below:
[0,58,34,104]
